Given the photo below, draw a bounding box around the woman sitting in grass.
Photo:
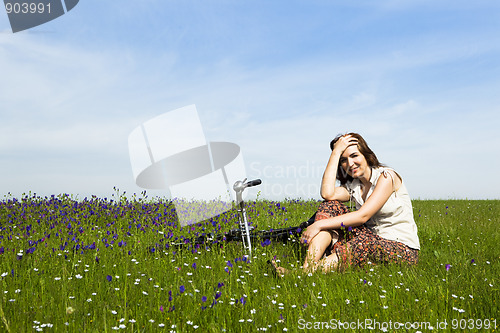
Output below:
[272,133,420,275]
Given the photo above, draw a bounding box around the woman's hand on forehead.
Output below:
[334,134,358,154]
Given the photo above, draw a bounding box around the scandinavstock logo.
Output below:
[4,0,79,33]
[128,105,247,227]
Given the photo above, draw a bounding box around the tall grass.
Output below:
[0,193,498,332]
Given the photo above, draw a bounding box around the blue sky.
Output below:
[1,0,499,200]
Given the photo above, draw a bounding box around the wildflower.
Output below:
[180,285,185,294]
[445,264,451,271]
[345,299,350,304]
[261,239,271,247]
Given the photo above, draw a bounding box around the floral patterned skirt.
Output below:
[315,200,419,269]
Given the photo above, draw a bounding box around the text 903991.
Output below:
[5,2,51,14]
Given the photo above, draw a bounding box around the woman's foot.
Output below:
[268,259,289,277]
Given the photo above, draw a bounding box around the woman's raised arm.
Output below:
[320,135,357,201]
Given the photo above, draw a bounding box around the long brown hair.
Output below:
[330,133,385,184]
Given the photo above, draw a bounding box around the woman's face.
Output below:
[340,145,369,179]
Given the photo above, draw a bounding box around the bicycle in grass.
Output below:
[171,178,319,261]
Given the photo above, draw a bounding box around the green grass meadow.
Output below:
[0,193,498,332]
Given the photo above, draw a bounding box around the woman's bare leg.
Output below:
[270,230,332,276]
[302,231,333,272]
[271,230,340,276]
[318,252,340,273]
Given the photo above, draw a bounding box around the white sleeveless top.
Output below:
[344,167,420,250]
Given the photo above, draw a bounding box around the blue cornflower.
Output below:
[261,239,271,247]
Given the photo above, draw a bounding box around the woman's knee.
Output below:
[309,231,332,247]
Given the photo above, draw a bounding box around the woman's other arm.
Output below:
[303,171,394,243]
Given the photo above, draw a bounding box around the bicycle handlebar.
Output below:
[233,178,262,193]
[245,179,262,188]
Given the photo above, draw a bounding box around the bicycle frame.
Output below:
[233,178,261,262]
